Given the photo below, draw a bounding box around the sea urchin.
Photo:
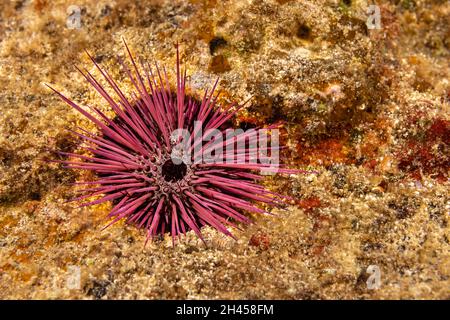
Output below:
[48,42,298,244]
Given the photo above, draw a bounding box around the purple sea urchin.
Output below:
[48,42,298,244]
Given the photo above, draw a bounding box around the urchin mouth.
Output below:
[161,158,188,182]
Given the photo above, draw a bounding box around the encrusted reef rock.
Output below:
[0,0,448,299]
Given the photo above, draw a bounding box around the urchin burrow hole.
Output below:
[296,23,312,40]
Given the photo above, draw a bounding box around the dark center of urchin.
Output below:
[161,158,187,182]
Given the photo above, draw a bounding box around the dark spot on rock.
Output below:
[14,0,25,11]
[355,268,374,293]
[0,147,15,167]
[185,245,199,254]
[444,235,449,245]
[43,21,57,36]
[362,242,383,251]
[388,197,418,220]
[94,54,106,64]
[100,5,112,17]
[333,172,347,190]
[85,279,110,299]
[428,202,447,227]
[29,191,42,201]
[267,95,287,123]
[55,133,77,155]
[342,0,352,6]
[355,157,365,166]
[296,24,312,40]
[209,36,228,55]
[413,78,432,92]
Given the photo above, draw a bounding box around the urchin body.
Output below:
[49,42,295,243]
